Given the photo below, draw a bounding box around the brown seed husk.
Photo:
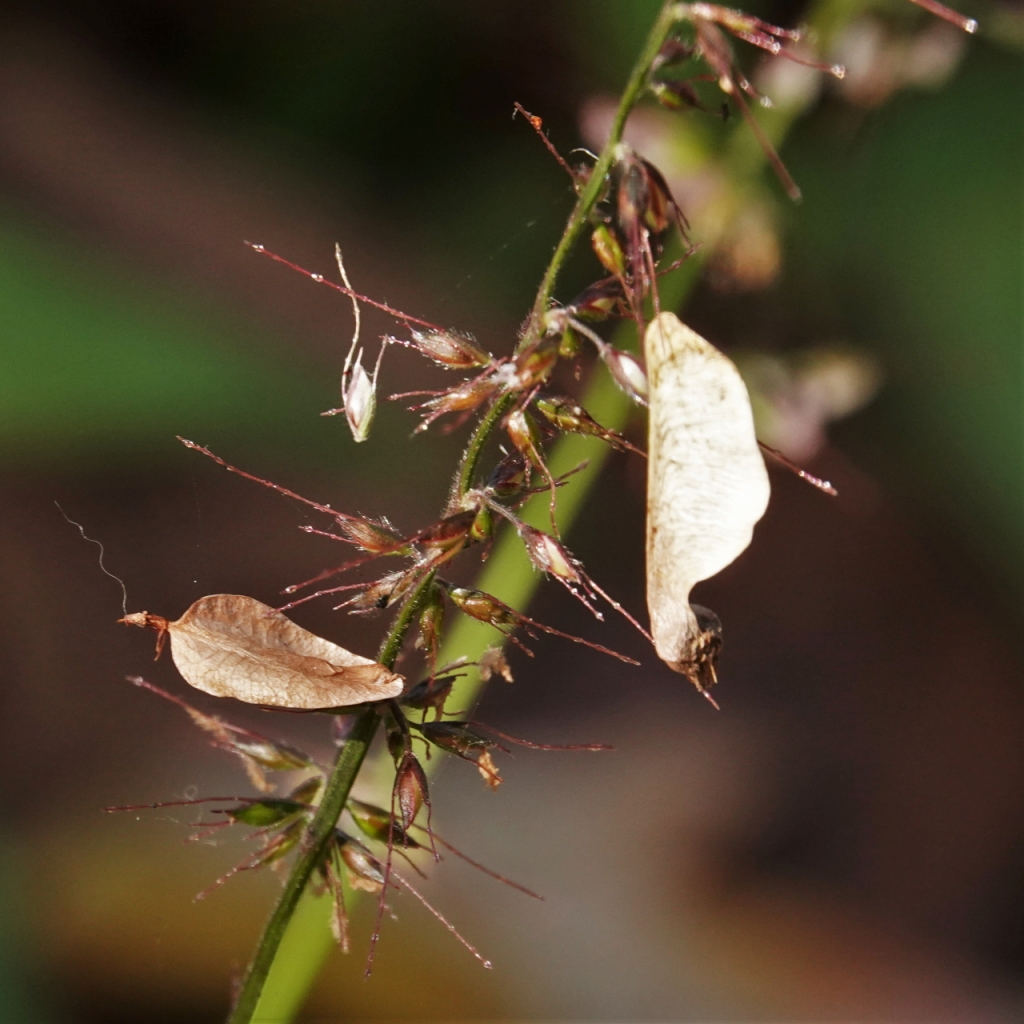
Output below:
[160,594,403,709]
[645,313,770,687]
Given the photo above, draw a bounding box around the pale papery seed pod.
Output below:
[644,312,770,697]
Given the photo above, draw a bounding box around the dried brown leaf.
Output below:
[124,594,403,709]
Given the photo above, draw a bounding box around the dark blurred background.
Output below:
[0,0,1022,1020]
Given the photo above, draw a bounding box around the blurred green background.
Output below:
[0,0,1021,1021]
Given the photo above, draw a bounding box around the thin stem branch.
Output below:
[524,0,680,346]
[461,5,679,492]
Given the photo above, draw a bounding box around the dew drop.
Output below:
[832,64,846,79]
[311,273,324,282]
[964,17,978,32]
[251,243,265,251]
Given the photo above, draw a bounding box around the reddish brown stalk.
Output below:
[286,577,372,600]
[365,796,401,978]
[728,83,801,200]
[246,243,446,332]
[493,626,537,659]
[758,441,838,496]
[280,551,403,602]
[692,18,802,200]
[509,459,592,499]
[728,29,845,76]
[387,389,449,400]
[178,438,351,520]
[299,526,373,545]
[515,610,641,665]
[584,577,655,644]
[193,838,292,901]
[103,796,253,813]
[906,0,977,33]
[276,566,407,613]
[493,508,652,647]
[729,11,802,40]
[467,722,613,752]
[127,674,204,712]
[384,844,429,879]
[284,508,478,601]
[391,870,493,968]
[125,676,301,747]
[187,822,234,841]
[410,827,544,900]
[194,857,262,901]
[513,102,577,181]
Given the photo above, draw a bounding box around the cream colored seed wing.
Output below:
[645,313,770,670]
[166,594,404,709]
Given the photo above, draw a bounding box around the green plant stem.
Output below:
[456,391,516,500]
[375,570,437,669]
[226,707,378,1024]
[459,1,681,498]
[227,572,435,1024]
